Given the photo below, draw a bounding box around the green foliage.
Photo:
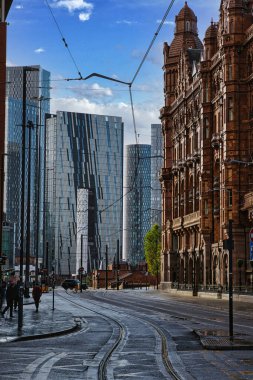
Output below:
[144,224,161,276]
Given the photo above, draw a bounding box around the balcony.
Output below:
[183,211,200,228]
[159,167,172,182]
[211,133,221,149]
[178,160,185,171]
[171,164,179,176]
[172,217,182,230]
[193,149,200,163]
[186,155,194,168]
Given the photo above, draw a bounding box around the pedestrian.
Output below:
[0,280,7,310]
[2,282,15,318]
[32,283,42,312]
[13,281,19,311]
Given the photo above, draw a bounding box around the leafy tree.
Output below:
[144,224,161,276]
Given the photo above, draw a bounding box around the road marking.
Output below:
[34,352,67,379]
[20,353,55,379]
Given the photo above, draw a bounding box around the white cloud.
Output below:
[15,5,23,9]
[156,20,175,27]
[50,0,93,12]
[116,20,137,25]
[34,48,45,54]
[79,11,92,21]
[70,83,113,98]
[50,95,161,145]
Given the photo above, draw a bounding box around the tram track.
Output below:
[57,291,185,380]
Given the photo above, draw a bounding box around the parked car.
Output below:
[61,279,80,291]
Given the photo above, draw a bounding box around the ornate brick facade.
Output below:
[160,1,253,291]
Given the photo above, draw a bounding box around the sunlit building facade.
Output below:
[160,1,253,290]
[45,111,124,276]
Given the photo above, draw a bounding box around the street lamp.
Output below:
[51,259,56,311]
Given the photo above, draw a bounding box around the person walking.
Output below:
[2,282,15,318]
[0,280,7,310]
[32,283,42,312]
[13,281,19,311]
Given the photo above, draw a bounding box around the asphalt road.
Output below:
[0,288,252,379]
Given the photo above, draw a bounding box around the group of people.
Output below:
[0,280,42,318]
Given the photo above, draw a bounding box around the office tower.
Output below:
[124,144,151,265]
[45,112,124,276]
[151,124,163,227]
[5,66,50,266]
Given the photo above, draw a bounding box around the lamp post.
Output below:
[24,120,34,298]
[18,66,39,330]
[250,260,253,292]
[80,234,83,293]
[51,259,56,311]
[105,245,108,290]
[237,259,244,292]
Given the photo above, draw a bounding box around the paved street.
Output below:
[0,288,252,379]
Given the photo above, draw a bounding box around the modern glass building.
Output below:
[151,124,163,227]
[45,112,124,276]
[4,66,50,265]
[124,144,151,265]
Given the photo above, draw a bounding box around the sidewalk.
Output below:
[0,291,78,343]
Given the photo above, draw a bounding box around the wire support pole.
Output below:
[129,85,138,145]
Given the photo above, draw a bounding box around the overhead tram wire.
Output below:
[42,0,177,217]
[43,0,83,80]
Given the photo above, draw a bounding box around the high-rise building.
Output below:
[151,124,163,227]
[45,111,124,276]
[160,1,253,290]
[5,66,50,264]
[124,144,151,265]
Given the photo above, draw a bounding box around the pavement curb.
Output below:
[194,330,253,350]
[6,322,80,343]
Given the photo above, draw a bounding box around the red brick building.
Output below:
[160,1,253,291]
[0,1,12,254]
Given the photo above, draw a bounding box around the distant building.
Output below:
[4,66,50,265]
[124,144,151,265]
[160,1,253,290]
[45,112,124,276]
[151,124,163,227]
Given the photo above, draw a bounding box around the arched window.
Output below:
[186,21,191,32]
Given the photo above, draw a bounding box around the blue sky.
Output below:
[7,0,220,145]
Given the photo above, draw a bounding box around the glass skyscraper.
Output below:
[151,124,163,227]
[45,111,124,276]
[5,66,50,264]
[124,144,151,265]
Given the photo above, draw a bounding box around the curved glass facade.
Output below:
[45,112,124,276]
[124,144,151,265]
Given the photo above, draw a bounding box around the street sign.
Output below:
[250,228,253,242]
[250,241,253,260]
[79,267,84,272]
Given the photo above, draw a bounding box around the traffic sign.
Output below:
[79,267,84,272]
[250,228,253,242]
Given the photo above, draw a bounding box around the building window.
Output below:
[204,200,208,215]
[228,189,232,207]
[228,63,232,80]
[228,97,234,121]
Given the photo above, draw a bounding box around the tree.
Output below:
[144,224,161,276]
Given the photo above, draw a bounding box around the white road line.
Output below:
[19,353,55,379]
[34,352,67,380]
